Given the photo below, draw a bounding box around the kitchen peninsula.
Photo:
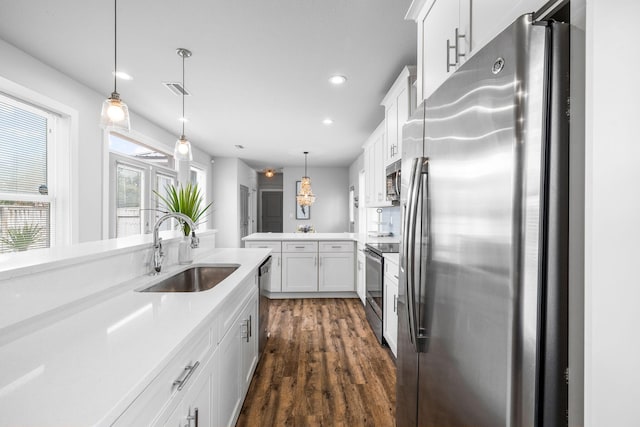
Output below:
[244,232,358,297]
[0,232,270,426]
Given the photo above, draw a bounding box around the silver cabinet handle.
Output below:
[278,256,281,267]
[186,407,199,427]
[331,245,342,249]
[295,246,305,249]
[446,27,466,72]
[393,294,397,313]
[173,361,200,391]
[314,256,317,266]
[249,315,252,339]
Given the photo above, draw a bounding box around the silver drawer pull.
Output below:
[294,246,305,249]
[173,361,200,391]
[331,246,342,249]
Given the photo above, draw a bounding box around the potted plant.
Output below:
[154,183,211,263]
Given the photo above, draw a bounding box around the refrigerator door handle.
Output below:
[415,159,430,351]
[404,157,426,350]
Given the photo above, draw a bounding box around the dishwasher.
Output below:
[258,256,272,359]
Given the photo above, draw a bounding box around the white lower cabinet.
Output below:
[282,252,318,292]
[383,257,399,357]
[218,290,258,427]
[357,246,366,304]
[113,273,259,427]
[318,247,355,292]
[244,241,282,292]
[163,353,215,427]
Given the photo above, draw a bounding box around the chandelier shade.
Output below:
[296,152,316,206]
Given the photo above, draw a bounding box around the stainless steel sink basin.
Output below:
[139,265,240,292]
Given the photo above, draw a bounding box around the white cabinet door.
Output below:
[270,253,282,292]
[240,294,259,392]
[421,0,461,101]
[364,144,374,207]
[471,0,545,54]
[318,252,355,292]
[357,248,366,304]
[385,101,398,165]
[383,277,399,357]
[282,252,318,292]
[162,353,214,427]
[373,134,384,204]
[217,316,243,427]
[382,67,416,166]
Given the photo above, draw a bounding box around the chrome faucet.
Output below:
[152,212,200,274]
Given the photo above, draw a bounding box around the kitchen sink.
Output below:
[139,265,240,292]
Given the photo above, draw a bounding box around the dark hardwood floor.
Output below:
[236,298,396,427]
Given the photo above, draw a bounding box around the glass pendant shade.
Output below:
[100,0,130,131]
[100,92,130,131]
[174,48,193,162]
[174,135,193,161]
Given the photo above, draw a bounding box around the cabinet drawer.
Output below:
[244,241,281,253]
[318,241,354,253]
[113,327,212,426]
[282,241,318,253]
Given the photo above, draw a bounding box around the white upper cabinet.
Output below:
[406,0,548,102]
[407,0,470,102]
[363,121,391,208]
[472,0,548,52]
[381,66,417,166]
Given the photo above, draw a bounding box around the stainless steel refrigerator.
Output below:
[397,14,569,427]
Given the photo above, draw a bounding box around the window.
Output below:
[0,94,56,253]
[189,165,207,230]
[108,132,177,238]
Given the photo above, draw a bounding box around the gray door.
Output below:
[240,185,249,240]
[261,191,283,232]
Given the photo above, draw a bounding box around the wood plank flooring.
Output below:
[236,298,396,427]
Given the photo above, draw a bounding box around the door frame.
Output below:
[258,189,283,232]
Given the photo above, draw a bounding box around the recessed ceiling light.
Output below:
[329,75,347,85]
[113,71,133,80]
[323,118,334,125]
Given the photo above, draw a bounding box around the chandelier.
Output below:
[296,151,316,207]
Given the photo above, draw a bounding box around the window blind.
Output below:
[0,95,51,253]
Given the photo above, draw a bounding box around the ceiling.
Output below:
[0,0,416,169]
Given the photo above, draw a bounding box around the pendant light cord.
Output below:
[182,52,185,136]
[113,0,117,93]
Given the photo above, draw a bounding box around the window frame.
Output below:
[106,131,178,239]
[0,88,73,251]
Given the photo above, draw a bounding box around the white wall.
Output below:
[0,38,212,244]
[584,1,640,425]
[349,153,365,233]
[282,167,349,233]
[211,157,257,248]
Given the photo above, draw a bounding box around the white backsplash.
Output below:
[367,206,401,237]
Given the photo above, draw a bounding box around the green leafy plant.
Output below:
[154,183,212,236]
[1,224,43,251]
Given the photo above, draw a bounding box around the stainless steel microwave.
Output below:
[385,160,401,205]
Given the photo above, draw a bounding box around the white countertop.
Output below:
[0,247,269,426]
[243,232,399,245]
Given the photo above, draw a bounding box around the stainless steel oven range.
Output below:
[364,242,399,344]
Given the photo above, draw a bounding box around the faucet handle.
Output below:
[190,232,199,249]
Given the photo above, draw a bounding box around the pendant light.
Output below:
[100,0,130,131]
[174,48,193,161]
[296,151,316,206]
